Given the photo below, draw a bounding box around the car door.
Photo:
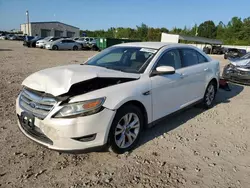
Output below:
[67,40,75,49]
[59,40,66,50]
[177,48,207,107]
[150,49,188,121]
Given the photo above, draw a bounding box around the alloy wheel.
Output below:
[114,113,140,149]
[205,84,215,106]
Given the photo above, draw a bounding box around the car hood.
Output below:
[22,65,140,96]
[37,39,47,43]
[231,59,250,66]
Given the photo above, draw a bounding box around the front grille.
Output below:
[18,115,53,145]
[19,88,57,119]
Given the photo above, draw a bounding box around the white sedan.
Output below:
[45,38,82,50]
[16,42,220,154]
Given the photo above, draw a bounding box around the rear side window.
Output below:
[197,52,208,63]
[180,49,198,67]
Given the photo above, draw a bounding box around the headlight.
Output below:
[227,63,235,69]
[53,97,105,118]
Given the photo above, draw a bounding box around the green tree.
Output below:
[198,20,217,38]
[136,23,149,41]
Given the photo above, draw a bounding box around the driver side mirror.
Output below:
[150,66,175,77]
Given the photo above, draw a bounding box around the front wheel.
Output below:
[52,45,58,50]
[91,45,99,51]
[202,82,216,109]
[73,45,78,50]
[108,105,143,154]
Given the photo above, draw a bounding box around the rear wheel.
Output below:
[202,81,216,109]
[108,105,143,154]
[73,45,78,50]
[52,45,58,50]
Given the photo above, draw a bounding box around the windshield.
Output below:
[241,52,250,59]
[77,38,85,41]
[43,36,51,41]
[84,47,157,73]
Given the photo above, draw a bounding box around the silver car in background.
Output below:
[45,38,82,50]
[36,36,61,48]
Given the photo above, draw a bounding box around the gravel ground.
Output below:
[0,40,250,188]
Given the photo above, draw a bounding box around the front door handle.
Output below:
[204,68,209,71]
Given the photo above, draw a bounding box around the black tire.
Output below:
[202,81,216,109]
[52,45,58,50]
[91,45,99,51]
[32,42,36,47]
[73,46,78,51]
[108,105,144,154]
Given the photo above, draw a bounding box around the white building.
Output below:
[20,21,80,37]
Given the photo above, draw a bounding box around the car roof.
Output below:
[115,42,191,50]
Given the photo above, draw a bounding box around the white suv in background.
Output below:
[16,42,220,154]
[75,37,97,50]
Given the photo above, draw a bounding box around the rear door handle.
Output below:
[204,68,209,71]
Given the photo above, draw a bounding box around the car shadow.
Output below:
[0,49,12,51]
[138,83,244,148]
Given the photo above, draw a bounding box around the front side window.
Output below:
[180,49,199,67]
[156,50,182,69]
[85,47,157,73]
[197,52,208,64]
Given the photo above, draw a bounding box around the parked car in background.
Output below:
[15,35,25,41]
[223,52,250,85]
[203,45,223,54]
[23,36,35,46]
[224,48,246,59]
[16,42,220,153]
[36,36,61,48]
[0,35,7,40]
[6,34,14,40]
[211,45,224,54]
[75,37,98,50]
[25,37,44,47]
[45,38,82,50]
[9,35,17,40]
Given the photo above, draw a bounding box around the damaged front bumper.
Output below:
[222,64,250,85]
[16,95,116,152]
